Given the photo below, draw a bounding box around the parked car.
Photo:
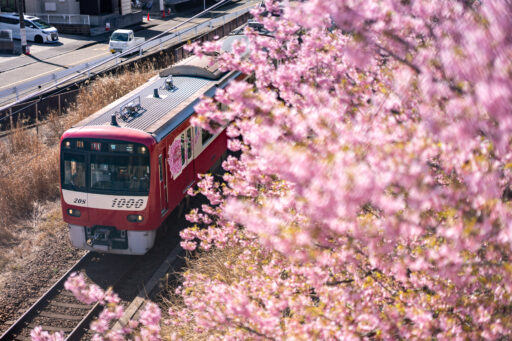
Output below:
[109,29,145,54]
[0,13,59,43]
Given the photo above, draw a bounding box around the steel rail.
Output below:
[63,258,143,341]
[64,302,102,341]
[0,251,91,340]
[0,251,147,340]
[0,0,240,114]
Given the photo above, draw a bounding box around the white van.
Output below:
[0,13,59,43]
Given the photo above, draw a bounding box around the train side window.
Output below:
[202,128,213,146]
[158,155,163,181]
[180,134,186,166]
[218,102,228,111]
[186,128,192,160]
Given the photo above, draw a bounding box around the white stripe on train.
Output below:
[62,189,148,211]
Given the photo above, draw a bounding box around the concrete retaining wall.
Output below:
[53,23,91,36]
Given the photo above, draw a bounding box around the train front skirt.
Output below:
[68,224,157,255]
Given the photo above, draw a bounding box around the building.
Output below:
[1,0,143,36]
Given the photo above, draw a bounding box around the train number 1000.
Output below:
[111,198,144,209]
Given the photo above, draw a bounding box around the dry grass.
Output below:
[161,247,247,340]
[0,63,156,271]
[3,202,62,263]
[0,142,59,224]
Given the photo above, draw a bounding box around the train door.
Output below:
[158,153,168,215]
[186,127,195,176]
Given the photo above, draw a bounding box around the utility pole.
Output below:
[17,0,27,54]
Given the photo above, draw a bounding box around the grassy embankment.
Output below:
[0,64,156,269]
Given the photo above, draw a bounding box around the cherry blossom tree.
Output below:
[174,0,512,339]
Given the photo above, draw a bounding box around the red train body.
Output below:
[60,50,243,255]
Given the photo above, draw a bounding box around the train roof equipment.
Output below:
[71,29,252,144]
[73,55,239,143]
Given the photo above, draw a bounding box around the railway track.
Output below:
[0,211,187,341]
[0,251,93,340]
[0,252,138,340]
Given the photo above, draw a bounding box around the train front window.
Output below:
[61,139,150,195]
[90,154,149,194]
[62,153,86,190]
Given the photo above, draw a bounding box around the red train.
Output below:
[60,44,244,255]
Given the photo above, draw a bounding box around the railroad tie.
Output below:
[38,311,84,321]
[27,324,74,332]
[49,301,92,309]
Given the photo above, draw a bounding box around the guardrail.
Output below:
[0,5,252,105]
[0,54,112,101]
[140,8,246,52]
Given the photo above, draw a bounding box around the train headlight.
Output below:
[127,214,144,223]
[67,208,81,217]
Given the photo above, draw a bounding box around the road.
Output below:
[0,0,256,104]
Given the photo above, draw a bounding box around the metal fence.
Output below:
[141,8,250,52]
[27,13,91,25]
[0,88,81,132]
[0,11,251,133]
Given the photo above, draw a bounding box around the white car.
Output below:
[0,13,59,43]
[109,29,145,54]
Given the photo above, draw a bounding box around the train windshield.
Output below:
[90,154,149,193]
[62,154,87,189]
[61,139,150,195]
